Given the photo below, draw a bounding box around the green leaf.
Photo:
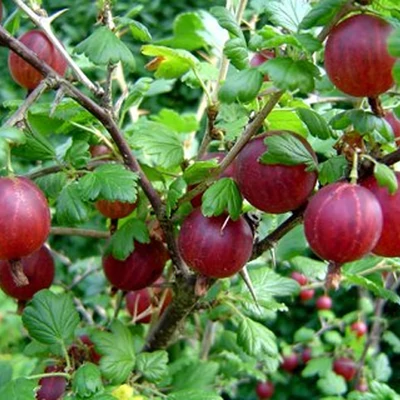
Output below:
[72,363,103,398]
[136,351,169,382]
[168,390,223,400]
[0,361,12,388]
[260,57,320,93]
[372,353,392,382]
[151,109,199,134]
[210,6,244,40]
[393,61,400,85]
[388,27,400,57]
[294,327,315,343]
[183,159,219,185]
[294,33,323,53]
[219,68,263,104]
[201,178,243,220]
[260,131,317,171]
[302,357,333,377]
[317,371,347,395]
[22,290,80,346]
[130,121,184,168]
[0,378,36,400]
[0,139,9,170]
[265,0,311,32]
[128,20,152,42]
[79,164,138,202]
[224,38,249,70]
[237,316,278,357]
[374,163,398,195]
[166,177,187,217]
[267,109,308,137]
[297,108,333,139]
[91,321,136,384]
[318,156,348,185]
[56,182,91,225]
[141,45,198,79]
[12,129,55,161]
[107,219,150,260]
[35,172,68,199]
[0,127,26,145]
[299,0,347,29]
[65,140,91,169]
[182,62,219,88]
[75,26,135,70]
[383,331,400,354]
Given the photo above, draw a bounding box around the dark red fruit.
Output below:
[316,295,332,310]
[324,14,395,98]
[235,131,317,214]
[299,289,315,302]
[126,279,172,324]
[89,144,113,159]
[190,152,236,208]
[256,381,275,399]
[304,182,383,264]
[178,209,253,278]
[291,271,308,286]
[0,1,3,22]
[95,199,137,219]
[9,30,68,89]
[302,348,312,364]
[250,50,275,81]
[36,365,67,400]
[0,176,51,260]
[0,246,54,300]
[79,335,102,364]
[102,239,169,291]
[361,173,400,257]
[333,357,357,381]
[385,112,400,140]
[281,353,299,373]
[351,321,368,338]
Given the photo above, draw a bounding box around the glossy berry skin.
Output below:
[0,176,51,260]
[178,209,253,278]
[235,131,317,214]
[0,246,54,300]
[250,50,275,81]
[89,144,113,159]
[95,199,137,219]
[385,112,400,140]
[299,289,314,301]
[36,365,67,400]
[333,357,357,381]
[9,30,67,89]
[256,381,275,399]
[304,182,383,264]
[351,321,368,338]
[102,239,169,291]
[361,173,400,257]
[316,295,332,310]
[302,348,312,364]
[281,353,299,373]
[291,271,308,286]
[324,14,395,98]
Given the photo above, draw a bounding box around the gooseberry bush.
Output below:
[0,0,400,399]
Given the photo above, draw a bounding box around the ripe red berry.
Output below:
[291,271,308,286]
[89,144,113,159]
[0,245,54,300]
[385,112,400,140]
[281,353,299,373]
[302,348,312,364]
[178,209,253,278]
[304,182,383,264]
[9,30,68,89]
[361,173,400,257]
[299,289,315,302]
[256,381,275,399]
[250,50,275,81]
[95,199,137,219]
[0,176,51,260]
[235,131,317,214]
[79,335,102,364]
[351,321,368,338]
[102,239,169,291]
[324,14,395,98]
[316,295,332,310]
[36,365,67,400]
[333,357,357,381]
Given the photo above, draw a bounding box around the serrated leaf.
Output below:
[65,140,91,169]
[318,156,348,185]
[142,45,198,79]
[202,178,243,220]
[317,371,347,395]
[79,164,138,202]
[171,361,219,391]
[290,255,328,280]
[374,163,398,195]
[136,351,168,382]
[12,129,55,161]
[75,26,135,70]
[237,316,278,357]
[22,290,80,346]
[210,6,244,40]
[35,172,68,199]
[295,33,323,53]
[302,357,333,377]
[0,378,36,400]
[129,20,152,42]
[299,0,348,29]
[297,108,333,139]
[383,331,400,354]
[56,182,91,225]
[91,321,136,384]
[0,127,26,145]
[107,219,150,260]
[265,0,311,32]
[224,38,249,70]
[260,131,317,171]
[372,353,392,382]
[72,363,103,398]
[183,159,220,185]
[267,109,308,137]
[151,109,199,134]
[168,390,223,400]
[219,68,263,104]
[260,57,320,93]
[182,62,219,88]
[166,177,187,217]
